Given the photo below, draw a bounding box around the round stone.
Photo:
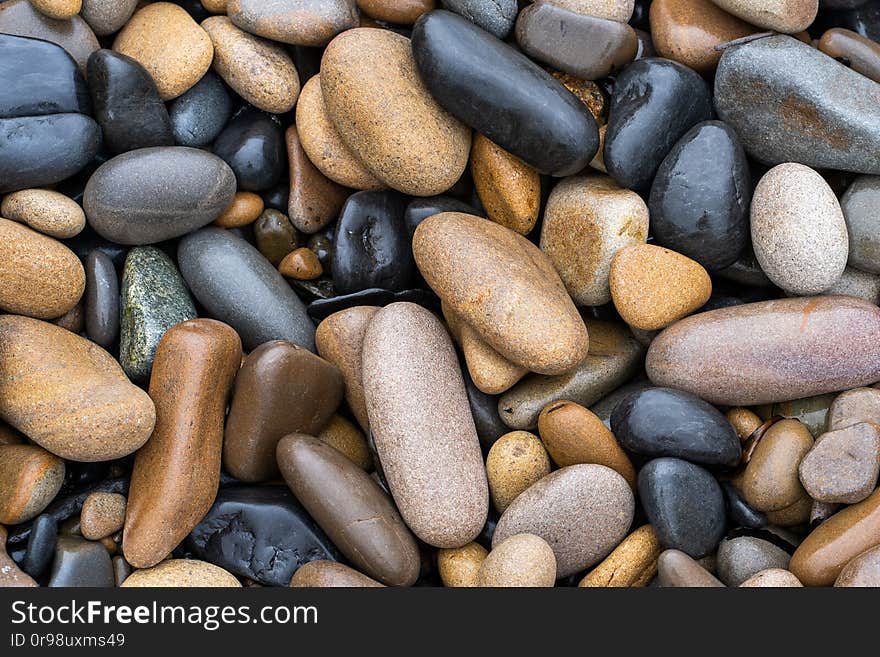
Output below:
[486,431,551,513]
[1,189,85,239]
[477,533,556,587]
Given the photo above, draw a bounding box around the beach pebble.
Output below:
[358,0,435,24]
[441,0,517,38]
[741,418,813,512]
[740,568,803,587]
[316,415,372,470]
[228,0,358,47]
[537,0,634,21]
[121,559,241,587]
[81,0,137,36]
[579,525,662,587]
[710,0,817,32]
[477,533,557,587]
[827,387,880,430]
[214,192,264,229]
[657,549,725,587]
[842,175,880,274]
[84,250,119,349]
[29,0,80,20]
[80,492,126,540]
[0,0,99,72]
[437,542,488,587]
[290,561,383,587]
[286,126,348,235]
[798,422,880,504]
[486,431,552,513]
[716,536,792,586]
[48,536,114,587]
[835,544,880,587]
[1,189,85,239]
[470,134,540,235]
[0,444,64,525]
[168,70,233,148]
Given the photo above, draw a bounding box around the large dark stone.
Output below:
[213,107,285,192]
[168,70,232,148]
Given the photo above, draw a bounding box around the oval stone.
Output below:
[290,561,383,587]
[0,444,64,525]
[477,533,557,587]
[835,544,880,587]
[213,107,284,192]
[711,0,817,32]
[0,0,99,72]
[2,189,85,239]
[842,175,880,274]
[228,0,358,47]
[168,70,232,148]
[84,250,119,349]
[121,559,240,587]
[741,419,813,512]
[80,0,137,36]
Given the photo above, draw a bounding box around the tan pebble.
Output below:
[835,544,880,587]
[820,28,880,84]
[320,28,471,196]
[286,125,349,234]
[827,387,880,431]
[121,559,241,587]
[726,407,763,442]
[580,524,662,587]
[537,0,634,22]
[764,495,813,527]
[29,0,80,19]
[278,247,323,280]
[357,0,434,25]
[80,492,127,540]
[657,549,725,587]
[486,431,551,513]
[742,418,813,512]
[710,0,817,33]
[0,526,37,587]
[114,2,214,100]
[0,445,64,524]
[228,0,358,47]
[316,414,372,470]
[52,301,85,334]
[290,560,384,587]
[201,16,300,114]
[213,191,263,228]
[740,568,803,587]
[437,542,488,588]
[2,189,85,238]
[549,69,606,121]
[470,133,540,235]
[201,0,228,12]
[537,400,636,489]
[477,533,556,587]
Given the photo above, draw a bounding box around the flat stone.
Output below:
[470,134,539,235]
[84,146,236,245]
[122,559,241,587]
[290,560,383,587]
[80,492,126,540]
[0,0,98,72]
[828,387,880,430]
[740,568,803,587]
[477,533,556,587]
[286,125,348,235]
[80,0,137,36]
[48,536,114,587]
[486,431,551,513]
[579,524,662,587]
[178,228,316,351]
[0,445,64,525]
[84,250,119,349]
[168,70,232,147]
[123,319,241,569]
[842,175,880,274]
[716,536,791,586]
[228,0,358,46]
[799,422,880,504]
[1,189,85,239]
[254,209,299,266]
[657,549,724,586]
[835,544,880,586]
[441,0,517,38]
[714,35,880,174]
[493,464,634,577]
[741,418,813,512]
[120,247,198,384]
[646,296,880,405]
[711,0,817,32]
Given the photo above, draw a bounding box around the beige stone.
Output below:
[477,533,557,587]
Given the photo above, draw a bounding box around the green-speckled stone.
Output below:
[120,247,197,382]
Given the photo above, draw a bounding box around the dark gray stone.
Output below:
[168,70,232,148]
[440,0,518,38]
[47,536,114,587]
[85,250,119,350]
[21,514,57,579]
[212,107,284,192]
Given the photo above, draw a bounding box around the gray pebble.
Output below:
[441,0,518,39]
[842,175,880,274]
[716,536,791,587]
[168,71,233,148]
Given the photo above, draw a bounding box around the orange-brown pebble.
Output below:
[819,28,880,83]
[286,125,349,234]
[549,69,606,121]
[290,560,383,587]
[0,445,65,525]
[579,525,661,587]
[741,418,812,512]
[316,414,372,470]
[485,431,552,513]
[29,0,81,20]
[356,0,435,25]
[213,192,264,228]
[726,407,763,442]
[80,492,127,540]
[2,189,86,239]
[437,542,489,587]
[278,247,323,280]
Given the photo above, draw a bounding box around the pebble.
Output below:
[842,175,880,274]
[224,341,342,482]
[316,415,372,470]
[358,0,434,24]
[716,536,792,587]
[213,108,284,192]
[766,495,813,527]
[0,0,99,72]
[727,407,763,442]
[29,0,80,20]
[321,27,470,196]
[579,525,662,587]
[202,16,300,114]
[723,482,767,529]
[113,3,212,100]
[84,146,236,245]
[254,209,299,265]
[740,568,803,587]
[362,302,489,547]
[48,536,114,587]
[80,492,126,540]
[711,0,817,32]
[123,319,241,569]
[80,0,137,36]
[499,320,644,430]
[187,486,339,586]
[493,464,634,577]
[20,514,56,579]
[538,400,636,489]
[477,533,557,587]
[119,247,198,383]
[638,457,726,558]
[646,296,880,405]
[168,70,233,148]
[604,57,713,191]
[1,189,85,239]
[0,444,64,525]
[278,433,420,586]
[228,0,358,47]
[279,248,323,280]
[715,35,880,174]
[485,431,551,513]
[411,10,598,177]
[538,0,634,21]
[539,175,649,307]
[437,542,488,587]
[657,548,724,587]
[741,418,813,512]
[835,544,880,587]
[178,227,316,352]
[470,134,540,235]
[214,191,264,229]
[440,0,517,38]
[121,559,240,587]
[611,387,741,468]
[827,387,880,430]
[413,212,588,375]
[290,561,383,587]
[286,126,348,234]
[798,422,880,504]
[516,3,637,80]
[0,219,84,319]
[84,250,119,349]
[820,27,880,82]
[826,266,880,304]
[0,316,155,461]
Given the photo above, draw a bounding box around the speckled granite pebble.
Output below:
[477,533,556,587]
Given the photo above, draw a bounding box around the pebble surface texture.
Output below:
[579,525,661,587]
[477,533,557,587]
[120,560,241,587]
[228,0,358,47]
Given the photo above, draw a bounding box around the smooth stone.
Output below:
[228,0,358,46]
[178,228,316,351]
[21,514,57,578]
[649,120,750,271]
[286,125,348,234]
[516,3,637,80]
[215,191,264,228]
[657,549,724,586]
[412,10,597,177]
[486,431,552,513]
[80,492,126,540]
[0,316,155,461]
[740,568,803,587]
[604,57,713,191]
[649,0,757,73]
[321,27,470,196]
[122,559,240,587]
[315,306,378,432]
[790,487,880,586]
[168,70,233,148]
[113,3,213,100]
[278,434,420,586]
[84,250,119,349]
[1,189,85,239]
[646,296,880,406]
[828,266,880,304]
[0,0,98,72]
[84,147,236,245]
[751,163,848,295]
[638,457,726,558]
[279,248,323,280]
[611,387,742,467]
[0,33,89,118]
[798,423,880,504]
[610,244,712,331]
[47,536,114,587]
[499,320,645,430]
[0,444,64,524]
[536,0,634,21]
[727,408,762,442]
[820,27,880,82]
[493,464,634,577]
[827,387,880,430]
[358,0,434,24]
[187,486,339,586]
[123,319,241,569]
[835,544,880,586]
[477,533,556,587]
[0,114,101,194]
[213,108,284,193]
[362,302,489,547]
[715,35,880,174]
[440,0,517,38]
[0,219,85,319]
[716,536,791,586]
[316,415,372,470]
[711,0,817,32]
[842,175,880,274]
[81,0,137,36]
[437,542,488,587]
[540,175,648,307]
[254,209,299,265]
[404,196,482,238]
[723,482,768,529]
[470,134,539,235]
[224,341,342,482]
[119,247,197,383]
[290,560,383,587]
[741,418,813,512]
[413,213,589,375]
[30,0,81,21]
[579,524,662,587]
[766,495,813,527]
[86,49,174,155]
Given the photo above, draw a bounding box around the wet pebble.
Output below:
[213,108,285,192]
[168,70,233,148]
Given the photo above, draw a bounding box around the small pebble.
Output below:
[80,492,127,541]
[798,422,880,504]
[579,525,662,587]
[1,189,85,239]
[289,561,383,587]
[437,542,488,587]
[121,559,241,587]
[477,533,556,587]
[214,191,264,228]
[740,568,804,587]
[485,431,551,513]
[827,387,880,430]
[657,549,724,587]
[0,444,64,525]
[279,247,324,280]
